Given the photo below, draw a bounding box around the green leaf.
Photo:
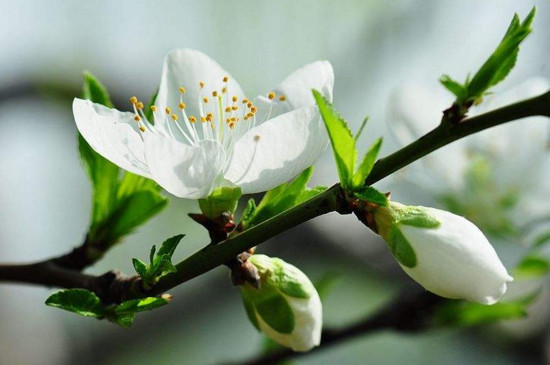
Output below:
[296,185,327,204]
[354,116,369,143]
[241,198,257,225]
[313,90,356,190]
[439,75,468,100]
[45,289,104,318]
[117,172,159,200]
[132,258,148,277]
[114,314,135,328]
[243,167,321,228]
[155,234,185,263]
[352,137,383,189]
[198,185,242,219]
[354,186,388,206]
[398,207,441,228]
[514,256,550,279]
[90,190,168,244]
[113,296,170,315]
[388,225,417,268]
[82,71,114,108]
[434,294,537,327]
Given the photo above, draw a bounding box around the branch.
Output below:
[228,289,444,365]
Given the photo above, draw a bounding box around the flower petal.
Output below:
[73,98,151,177]
[155,49,246,135]
[224,106,328,194]
[254,61,334,122]
[144,134,226,199]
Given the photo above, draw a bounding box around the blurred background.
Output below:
[1,1,549,364]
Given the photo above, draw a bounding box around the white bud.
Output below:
[373,202,513,304]
[240,254,322,352]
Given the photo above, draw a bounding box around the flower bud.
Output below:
[373,202,513,304]
[240,254,322,352]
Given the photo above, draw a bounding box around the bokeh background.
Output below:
[1,1,549,364]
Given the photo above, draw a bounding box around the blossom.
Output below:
[240,254,322,352]
[373,202,513,304]
[73,49,333,199]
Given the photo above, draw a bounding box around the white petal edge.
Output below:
[155,49,246,136]
[254,60,334,122]
[72,98,151,178]
[144,134,226,199]
[224,106,328,194]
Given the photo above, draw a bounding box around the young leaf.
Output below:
[132,258,148,277]
[354,116,369,143]
[354,186,388,206]
[313,90,356,190]
[352,137,382,189]
[45,289,104,318]
[439,75,467,100]
[106,296,172,328]
[513,256,550,280]
[82,71,114,108]
[155,234,185,262]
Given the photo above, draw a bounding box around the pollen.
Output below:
[246,112,254,118]
[225,107,232,113]
[247,102,252,108]
[136,102,144,110]
[222,76,229,83]
[178,102,186,109]
[165,107,171,114]
[139,126,146,132]
[222,87,227,94]
[129,96,138,104]
[242,98,249,104]
[179,86,186,94]
[250,106,257,113]
[199,81,205,89]
[232,105,239,111]
[279,95,286,101]
[268,92,276,100]
[203,97,209,104]
[212,91,218,97]
[232,96,238,103]
[171,114,179,121]
[134,115,141,121]
[151,105,157,112]
[189,116,197,123]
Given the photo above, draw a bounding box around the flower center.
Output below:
[128,76,286,155]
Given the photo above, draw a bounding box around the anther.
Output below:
[129,96,138,104]
[222,76,229,83]
[250,106,257,113]
[151,105,157,112]
[254,135,261,142]
[212,91,218,97]
[199,81,205,89]
[171,114,178,121]
[279,95,286,101]
[268,92,276,100]
[225,107,232,113]
[201,116,206,123]
[203,97,209,104]
[179,86,186,94]
[232,105,239,111]
[165,107,172,114]
[178,102,186,109]
[136,102,144,110]
[232,96,238,103]
[139,126,146,132]
[189,116,197,123]
[242,98,249,104]
[134,115,141,121]
[247,102,252,108]
[222,87,227,94]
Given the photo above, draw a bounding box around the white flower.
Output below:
[373,202,513,304]
[73,49,334,199]
[240,254,322,352]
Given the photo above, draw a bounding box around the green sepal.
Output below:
[388,225,417,268]
[397,206,441,228]
[354,186,388,206]
[313,90,356,190]
[199,185,242,220]
[269,258,312,299]
[255,292,295,334]
[45,289,104,318]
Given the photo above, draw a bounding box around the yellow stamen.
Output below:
[242,98,249,104]
[171,114,178,121]
[203,97,209,104]
[136,102,144,110]
[232,105,239,111]
[268,92,276,100]
[250,106,257,114]
[199,81,205,89]
[222,76,229,83]
[139,126,146,132]
[129,96,138,104]
[201,116,206,123]
[222,87,227,94]
[225,107,232,113]
[165,107,171,114]
[179,86,186,94]
[279,95,286,101]
[232,96,238,103]
[134,115,141,121]
[247,102,252,108]
[178,102,186,109]
[151,105,157,112]
[212,91,218,97]
[254,135,261,142]
[189,116,197,123]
